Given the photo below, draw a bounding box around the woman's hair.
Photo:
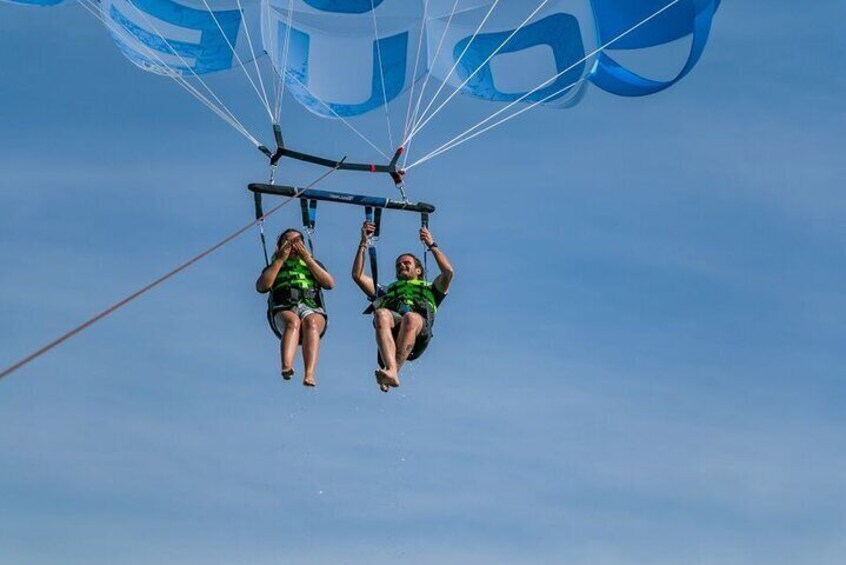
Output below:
[276,228,304,247]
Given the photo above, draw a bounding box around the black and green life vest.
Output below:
[378,279,438,316]
[271,257,321,309]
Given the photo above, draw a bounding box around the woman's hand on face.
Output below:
[292,239,311,260]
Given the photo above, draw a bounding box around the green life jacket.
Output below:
[379,279,438,315]
[271,257,320,308]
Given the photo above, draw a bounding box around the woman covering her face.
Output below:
[256,229,335,387]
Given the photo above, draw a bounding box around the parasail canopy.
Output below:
[4,0,721,169]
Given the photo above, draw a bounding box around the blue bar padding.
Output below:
[248,184,435,214]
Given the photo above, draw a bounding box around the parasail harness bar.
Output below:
[248,184,435,215]
[258,124,406,188]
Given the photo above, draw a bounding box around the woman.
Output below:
[256,229,335,387]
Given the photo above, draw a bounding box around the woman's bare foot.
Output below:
[303,373,316,387]
[375,368,400,389]
[281,367,294,381]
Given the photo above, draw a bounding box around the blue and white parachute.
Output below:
[5,0,721,160]
[98,0,264,76]
[260,0,719,117]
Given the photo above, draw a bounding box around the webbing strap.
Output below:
[307,200,317,253]
[254,192,270,267]
[368,247,379,294]
[309,200,317,227]
[300,198,318,253]
[300,198,310,230]
[365,206,381,294]
[373,207,383,238]
[421,212,430,281]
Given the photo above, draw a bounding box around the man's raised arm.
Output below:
[421,227,454,294]
[352,221,376,298]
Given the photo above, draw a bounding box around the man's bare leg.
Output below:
[301,313,326,387]
[279,310,300,380]
[394,312,425,374]
[373,308,399,391]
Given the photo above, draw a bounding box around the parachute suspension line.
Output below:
[121,0,256,125]
[233,0,275,119]
[409,78,586,170]
[370,0,396,153]
[286,73,390,161]
[406,0,686,170]
[402,0,461,169]
[0,164,343,383]
[404,0,551,145]
[91,0,260,144]
[76,0,262,149]
[273,0,296,122]
[197,0,274,122]
[401,0,431,143]
[405,0,502,143]
[267,0,281,117]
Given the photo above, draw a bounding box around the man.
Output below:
[256,229,335,387]
[352,222,454,392]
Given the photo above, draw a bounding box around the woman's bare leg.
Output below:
[301,313,326,387]
[279,310,300,379]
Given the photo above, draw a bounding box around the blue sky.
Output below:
[1,1,845,563]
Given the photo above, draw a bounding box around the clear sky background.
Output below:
[1,1,845,563]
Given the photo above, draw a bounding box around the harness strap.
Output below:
[253,191,270,267]
[373,207,383,238]
[307,200,317,253]
[272,286,320,304]
[365,206,382,294]
[300,198,318,253]
[421,212,429,281]
[297,197,324,311]
[299,198,310,232]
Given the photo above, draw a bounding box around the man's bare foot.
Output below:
[374,370,389,392]
[375,368,400,389]
[303,373,316,387]
[281,368,294,381]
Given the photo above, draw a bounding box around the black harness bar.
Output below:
[259,124,405,186]
[248,184,435,214]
